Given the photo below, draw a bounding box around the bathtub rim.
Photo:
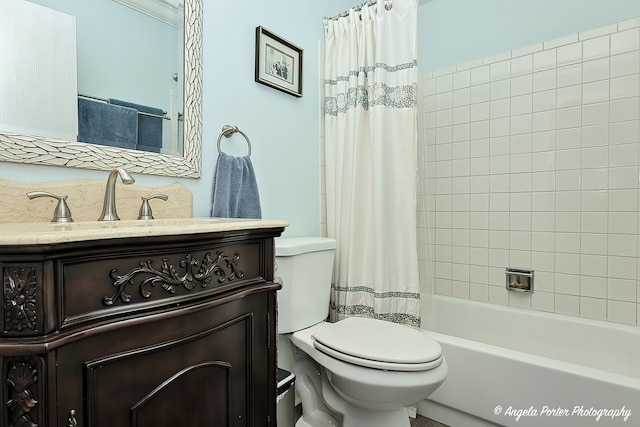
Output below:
[421,293,640,336]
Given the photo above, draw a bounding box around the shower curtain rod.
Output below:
[323,0,392,24]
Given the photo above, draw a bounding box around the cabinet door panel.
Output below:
[84,318,248,427]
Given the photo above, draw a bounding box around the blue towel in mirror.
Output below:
[109,99,163,153]
[77,97,137,150]
[211,153,262,219]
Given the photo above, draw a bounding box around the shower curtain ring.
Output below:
[384,0,393,11]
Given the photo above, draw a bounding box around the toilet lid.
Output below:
[312,317,443,372]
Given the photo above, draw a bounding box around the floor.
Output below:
[295,405,449,427]
[411,415,449,427]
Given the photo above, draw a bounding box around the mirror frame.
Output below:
[0,0,202,178]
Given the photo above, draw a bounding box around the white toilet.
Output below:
[275,237,448,427]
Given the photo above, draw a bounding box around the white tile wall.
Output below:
[418,17,640,326]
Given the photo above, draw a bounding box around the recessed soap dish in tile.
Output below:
[506,268,534,293]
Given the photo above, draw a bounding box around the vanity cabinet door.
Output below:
[56,289,276,427]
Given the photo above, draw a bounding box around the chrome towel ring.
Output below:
[217,125,252,157]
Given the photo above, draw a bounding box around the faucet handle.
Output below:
[138,194,168,220]
[27,191,74,223]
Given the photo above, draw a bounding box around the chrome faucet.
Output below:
[98,168,135,221]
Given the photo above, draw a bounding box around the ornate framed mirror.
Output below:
[0,0,202,178]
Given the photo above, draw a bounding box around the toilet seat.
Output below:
[312,317,443,372]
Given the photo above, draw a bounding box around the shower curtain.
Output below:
[323,0,420,327]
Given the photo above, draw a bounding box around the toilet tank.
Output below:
[275,237,336,334]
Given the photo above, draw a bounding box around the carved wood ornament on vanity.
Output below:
[103,251,244,306]
[6,358,40,427]
[4,267,39,333]
[4,267,41,426]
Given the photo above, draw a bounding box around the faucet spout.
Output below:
[98,168,135,221]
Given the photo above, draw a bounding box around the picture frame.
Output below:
[255,26,303,98]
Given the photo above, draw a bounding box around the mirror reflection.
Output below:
[0,0,201,178]
[1,0,184,155]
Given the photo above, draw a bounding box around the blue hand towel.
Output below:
[77,97,138,149]
[109,98,163,152]
[211,152,262,219]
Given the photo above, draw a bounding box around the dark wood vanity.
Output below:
[0,220,285,426]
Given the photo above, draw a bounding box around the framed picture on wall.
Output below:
[255,26,303,98]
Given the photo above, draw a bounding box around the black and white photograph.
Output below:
[255,26,303,97]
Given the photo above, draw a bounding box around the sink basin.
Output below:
[0,218,289,246]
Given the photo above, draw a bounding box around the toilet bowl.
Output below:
[292,319,448,415]
[275,237,447,427]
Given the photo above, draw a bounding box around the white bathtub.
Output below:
[417,294,640,427]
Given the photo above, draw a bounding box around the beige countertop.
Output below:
[0,218,289,246]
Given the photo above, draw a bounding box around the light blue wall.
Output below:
[419,0,640,72]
